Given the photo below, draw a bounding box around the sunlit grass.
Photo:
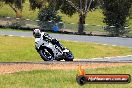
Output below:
[0,65,132,88]
[0,35,41,62]
[61,40,132,58]
[0,1,39,20]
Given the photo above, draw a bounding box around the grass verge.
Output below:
[0,35,132,62]
[0,65,132,88]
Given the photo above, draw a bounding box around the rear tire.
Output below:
[39,48,54,61]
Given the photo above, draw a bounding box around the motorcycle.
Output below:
[34,32,74,61]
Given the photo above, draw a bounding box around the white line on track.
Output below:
[112,45,117,46]
[20,36,26,37]
[102,44,107,45]
[8,35,14,37]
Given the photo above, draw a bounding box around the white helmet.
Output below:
[33,29,41,38]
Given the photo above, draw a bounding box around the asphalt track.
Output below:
[0,58,132,65]
[0,30,132,63]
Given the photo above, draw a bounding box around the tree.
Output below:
[29,0,46,10]
[29,0,59,10]
[129,6,132,19]
[30,0,98,34]
[27,0,99,33]
[29,0,63,31]
[59,0,99,34]
[0,1,4,7]
[38,6,62,30]
[0,0,25,18]
[102,0,132,36]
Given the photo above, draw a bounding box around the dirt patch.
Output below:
[0,63,132,74]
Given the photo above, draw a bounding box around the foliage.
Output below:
[30,0,99,33]
[38,6,63,31]
[0,0,26,18]
[104,26,129,37]
[59,0,98,16]
[129,6,132,19]
[29,0,61,10]
[59,0,99,33]
[29,0,44,10]
[59,0,76,16]
[102,0,132,36]
[0,1,4,7]
[0,0,25,9]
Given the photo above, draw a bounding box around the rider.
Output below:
[33,29,41,38]
[33,29,64,50]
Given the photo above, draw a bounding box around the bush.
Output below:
[129,6,132,19]
[7,20,26,29]
[104,26,129,37]
[38,7,63,31]
[102,0,132,37]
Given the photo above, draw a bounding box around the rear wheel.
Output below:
[39,48,54,61]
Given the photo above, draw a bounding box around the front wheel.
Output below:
[39,48,54,61]
[64,51,74,61]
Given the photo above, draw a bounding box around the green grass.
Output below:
[0,65,132,88]
[59,9,104,25]
[61,40,132,59]
[0,1,39,20]
[0,35,132,62]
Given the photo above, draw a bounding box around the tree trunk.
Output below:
[78,14,86,34]
[16,10,22,18]
[9,4,22,18]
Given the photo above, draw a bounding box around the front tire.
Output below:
[64,51,74,61]
[39,48,54,61]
